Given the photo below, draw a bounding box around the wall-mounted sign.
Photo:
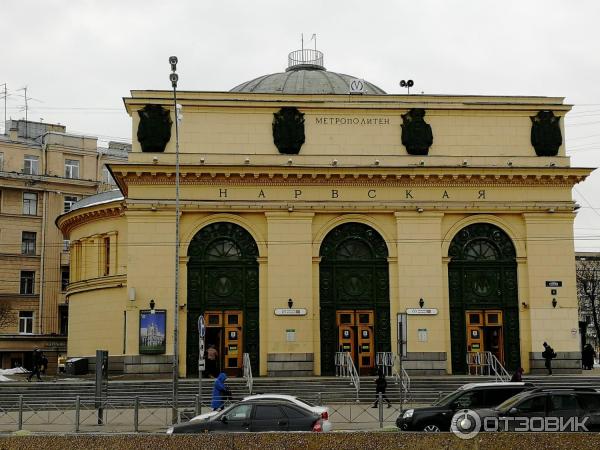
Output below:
[545,281,562,287]
[274,308,307,316]
[418,328,428,342]
[139,310,166,354]
[286,329,296,342]
[406,308,438,315]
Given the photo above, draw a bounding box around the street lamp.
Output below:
[169,55,181,424]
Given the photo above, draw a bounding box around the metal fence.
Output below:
[0,392,433,433]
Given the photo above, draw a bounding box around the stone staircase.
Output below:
[1,374,600,410]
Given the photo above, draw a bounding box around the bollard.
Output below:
[134,396,139,432]
[18,395,23,431]
[317,392,322,407]
[195,394,200,416]
[75,395,80,433]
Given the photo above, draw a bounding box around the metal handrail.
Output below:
[242,353,253,395]
[345,353,360,402]
[488,352,511,382]
[466,351,510,382]
[390,353,411,394]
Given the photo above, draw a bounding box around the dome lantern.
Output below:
[286,49,325,72]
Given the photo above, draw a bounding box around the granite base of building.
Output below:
[83,355,173,375]
[529,351,582,374]
[402,352,447,375]
[267,353,314,376]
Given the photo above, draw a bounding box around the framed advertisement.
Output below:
[139,310,166,354]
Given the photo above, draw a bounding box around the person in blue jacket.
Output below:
[211,372,230,411]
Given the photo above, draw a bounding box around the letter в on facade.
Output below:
[331,190,339,199]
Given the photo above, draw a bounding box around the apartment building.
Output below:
[0,119,129,371]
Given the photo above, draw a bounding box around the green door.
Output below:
[319,223,391,375]
[186,222,259,376]
[448,223,520,373]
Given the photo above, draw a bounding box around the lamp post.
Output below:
[169,56,181,424]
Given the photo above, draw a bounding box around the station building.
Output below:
[57,50,592,376]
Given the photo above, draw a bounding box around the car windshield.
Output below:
[495,391,530,412]
[433,390,464,406]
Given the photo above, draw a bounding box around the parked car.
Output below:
[396,382,534,432]
[190,394,332,431]
[167,398,328,434]
[470,387,600,432]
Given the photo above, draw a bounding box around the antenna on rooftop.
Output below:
[400,79,414,95]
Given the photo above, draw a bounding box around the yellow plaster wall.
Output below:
[523,213,579,352]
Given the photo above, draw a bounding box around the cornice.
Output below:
[58,202,124,235]
[67,274,127,296]
[111,165,590,195]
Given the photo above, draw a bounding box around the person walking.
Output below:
[27,348,43,382]
[206,344,218,378]
[510,367,524,382]
[542,342,556,375]
[582,344,596,370]
[211,372,230,411]
[371,368,392,408]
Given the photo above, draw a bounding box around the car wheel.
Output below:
[422,423,441,432]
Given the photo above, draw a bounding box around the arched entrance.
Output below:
[186,222,259,377]
[319,222,391,375]
[448,223,520,373]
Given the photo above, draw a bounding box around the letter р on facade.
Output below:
[55,48,592,378]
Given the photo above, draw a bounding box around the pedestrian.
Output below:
[206,344,218,378]
[510,367,524,382]
[371,368,392,408]
[27,348,43,382]
[582,344,596,370]
[542,342,557,375]
[211,372,230,411]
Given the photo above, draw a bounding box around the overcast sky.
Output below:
[2,0,599,250]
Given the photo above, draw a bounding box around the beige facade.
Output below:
[58,57,592,377]
[0,120,129,370]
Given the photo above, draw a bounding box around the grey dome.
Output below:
[231,49,386,95]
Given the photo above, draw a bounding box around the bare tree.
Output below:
[576,257,600,347]
[0,303,14,330]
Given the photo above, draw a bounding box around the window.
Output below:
[517,395,547,414]
[23,155,39,175]
[61,266,70,291]
[63,195,78,213]
[102,165,115,185]
[64,159,80,179]
[549,395,580,414]
[224,404,252,421]
[103,237,110,276]
[63,240,70,252]
[59,305,68,336]
[21,231,36,255]
[23,192,38,215]
[281,405,307,419]
[0,152,4,171]
[19,311,34,334]
[455,390,485,409]
[254,405,285,420]
[20,271,35,295]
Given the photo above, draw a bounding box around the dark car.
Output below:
[166,399,325,434]
[471,387,600,432]
[396,382,534,432]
